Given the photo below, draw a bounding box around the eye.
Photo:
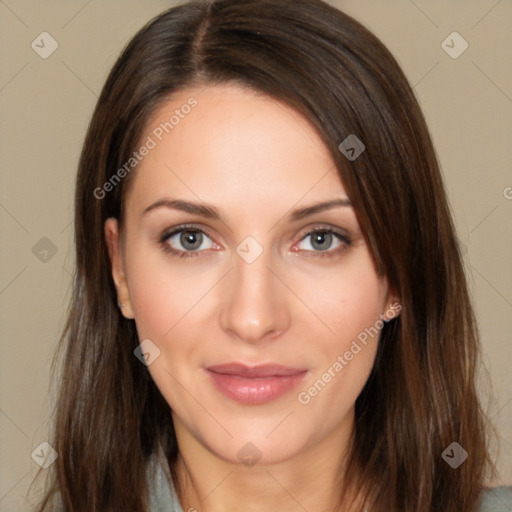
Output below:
[292,227,351,258]
[160,225,217,258]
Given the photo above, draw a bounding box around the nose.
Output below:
[219,247,291,344]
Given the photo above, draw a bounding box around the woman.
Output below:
[34,0,511,510]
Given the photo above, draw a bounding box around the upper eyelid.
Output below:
[160,223,213,239]
[294,227,351,248]
[160,223,348,235]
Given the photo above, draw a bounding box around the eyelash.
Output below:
[158,224,352,260]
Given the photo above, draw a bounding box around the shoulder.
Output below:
[477,486,512,512]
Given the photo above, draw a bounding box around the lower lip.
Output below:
[206,370,307,405]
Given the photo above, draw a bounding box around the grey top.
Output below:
[147,451,184,512]
[147,451,512,512]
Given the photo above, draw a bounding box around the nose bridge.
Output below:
[219,243,290,343]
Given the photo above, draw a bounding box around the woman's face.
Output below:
[106,83,398,466]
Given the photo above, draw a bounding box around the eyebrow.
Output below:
[142,197,352,221]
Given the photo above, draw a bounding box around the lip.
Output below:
[205,363,308,405]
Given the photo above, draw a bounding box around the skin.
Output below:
[105,83,399,512]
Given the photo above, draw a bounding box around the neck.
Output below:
[170,410,362,512]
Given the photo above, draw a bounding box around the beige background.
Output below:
[0,0,511,510]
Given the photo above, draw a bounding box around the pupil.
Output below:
[181,231,202,250]
[312,232,332,251]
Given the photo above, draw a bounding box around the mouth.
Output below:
[205,363,308,405]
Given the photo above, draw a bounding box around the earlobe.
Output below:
[384,297,402,321]
[104,218,135,319]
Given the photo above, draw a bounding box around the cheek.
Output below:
[127,267,175,339]
[293,254,387,417]
[124,243,215,339]
[292,249,388,351]
[124,249,209,414]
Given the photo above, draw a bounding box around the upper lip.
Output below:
[206,363,307,378]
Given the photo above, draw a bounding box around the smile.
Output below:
[205,363,308,405]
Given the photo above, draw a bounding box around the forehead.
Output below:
[125,83,347,213]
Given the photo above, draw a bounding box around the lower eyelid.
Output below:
[293,234,351,259]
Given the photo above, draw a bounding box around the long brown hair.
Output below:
[34,0,497,510]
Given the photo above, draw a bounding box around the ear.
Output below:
[383,292,402,321]
[104,218,135,319]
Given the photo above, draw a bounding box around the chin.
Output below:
[201,419,315,467]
